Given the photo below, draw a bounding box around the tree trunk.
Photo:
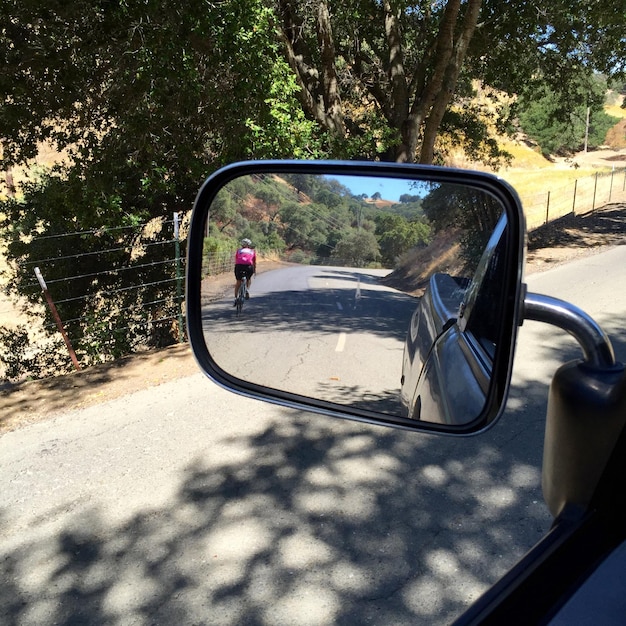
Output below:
[419,0,483,163]
[384,0,409,129]
[278,0,345,137]
[393,0,461,162]
[316,1,345,135]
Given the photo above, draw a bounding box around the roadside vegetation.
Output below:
[203,173,430,271]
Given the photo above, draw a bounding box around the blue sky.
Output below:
[326,175,427,202]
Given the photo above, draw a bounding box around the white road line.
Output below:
[335,332,347,352]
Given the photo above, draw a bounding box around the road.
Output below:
[203,265,416,414]
[1,246,625,625]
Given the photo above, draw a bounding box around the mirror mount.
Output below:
[522,292,615,369]
[523,292,626,518]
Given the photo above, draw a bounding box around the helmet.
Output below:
[241,238,252,247]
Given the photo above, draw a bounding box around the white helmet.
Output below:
[241,238,252,247]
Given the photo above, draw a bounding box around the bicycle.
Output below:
[235,275,248,316]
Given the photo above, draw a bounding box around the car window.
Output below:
[459,215,508,360]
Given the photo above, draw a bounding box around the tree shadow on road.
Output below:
[1,380,553,625]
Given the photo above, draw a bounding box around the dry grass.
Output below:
[606,104,626,119]
[486,135,626,228]
[501,166,611,196]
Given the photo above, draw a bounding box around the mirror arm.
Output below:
[523,292,615,369]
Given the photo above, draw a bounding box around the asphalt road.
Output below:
[203,265,415,414]
[2,246,625,625]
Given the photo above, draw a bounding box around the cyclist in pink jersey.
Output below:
[234,238,257,303]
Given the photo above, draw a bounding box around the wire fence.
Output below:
[520,167,626,230]
[202,250,235,276]
[0,213,191,381]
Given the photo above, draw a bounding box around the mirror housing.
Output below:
[186,161,525,435]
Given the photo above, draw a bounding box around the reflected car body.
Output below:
[400,216,508,424]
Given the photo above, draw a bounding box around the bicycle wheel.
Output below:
[236,279,246,316]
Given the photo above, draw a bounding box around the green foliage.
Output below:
[202,235,236,276]
[274,0,625,164]
[332,230,381,268]
[422,183,502,268]
[518,75,620,155]
[400,194,422,204]
[0,0,326,368]
[0,168,185,362]
[375,214,431,266]
[0,0,323,169]
[2,0,624,377]
[244,64,326,159]
[473,0,626,95]
[207,173,432,269]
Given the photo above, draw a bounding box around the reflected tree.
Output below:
[422,184,502,269]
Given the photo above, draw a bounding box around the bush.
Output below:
[0,325,72,381]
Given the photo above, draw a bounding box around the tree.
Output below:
[375,213,430,265]
[275,0,626,164]
[0,0,324,364]
[0,0,323,170]
[400,194,422,204]
[518,74,620,156]
[278,0,485,163]
[332,230,380,267]
[422,182,502,267]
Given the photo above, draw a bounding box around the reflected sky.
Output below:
[326,175,431,202]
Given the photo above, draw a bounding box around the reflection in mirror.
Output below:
[199,171,505,425]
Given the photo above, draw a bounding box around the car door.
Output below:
[403,215,508,424]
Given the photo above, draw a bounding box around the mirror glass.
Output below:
[198,170,507,425]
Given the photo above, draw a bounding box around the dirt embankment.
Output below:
[525,204,626,270]
[383,203,626,295]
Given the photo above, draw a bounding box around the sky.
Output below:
[326,174,428,202]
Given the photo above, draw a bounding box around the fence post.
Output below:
[174,212,184,343]
[545,191,551,225]
[34,267,81,371]
[609,168,614,203]
[572,179,578,215]
[592,172,598,212]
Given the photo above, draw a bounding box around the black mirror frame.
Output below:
[186,160,526,435]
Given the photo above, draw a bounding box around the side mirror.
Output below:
[186,161,525,435]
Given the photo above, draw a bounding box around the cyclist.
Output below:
[234,238,256,304]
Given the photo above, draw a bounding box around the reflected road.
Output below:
[202,265,418,414]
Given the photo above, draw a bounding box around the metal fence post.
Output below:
[34,267,81,371]
[174,212,184,343]
[572,179,578,215]
[592,172,598,212]
[545,191,551,225]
